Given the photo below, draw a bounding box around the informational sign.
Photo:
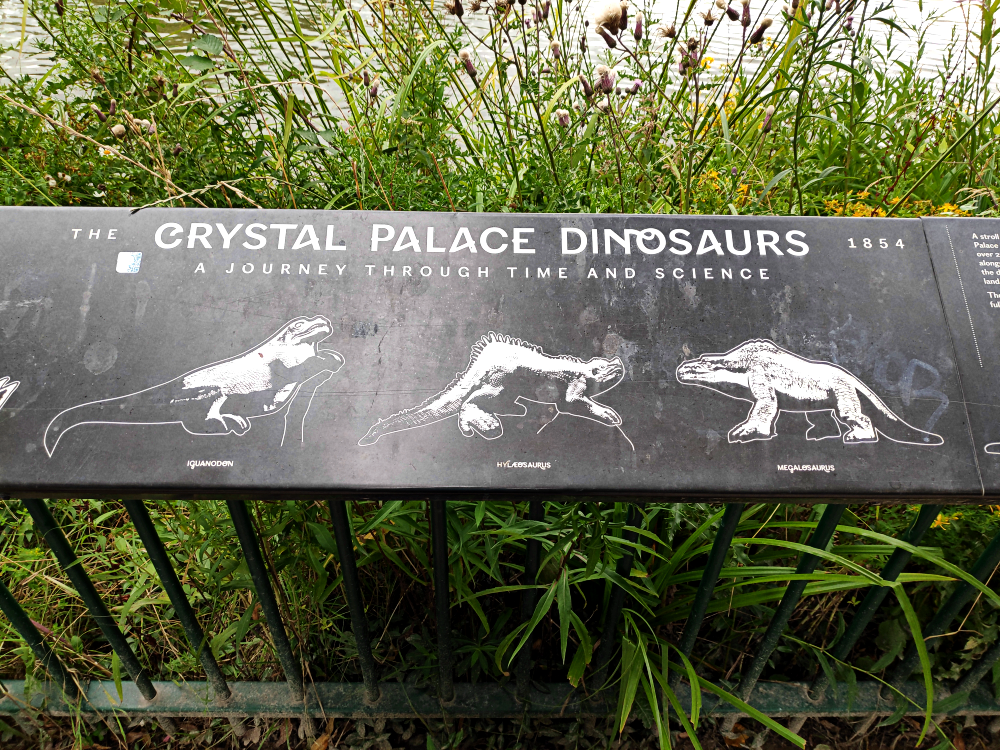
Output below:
[925,218,1000,491]
[0,209,983,497]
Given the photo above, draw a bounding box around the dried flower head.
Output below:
[458,47,479,83]
[654,22,676,37]
[444,0,464,16]
[618,0,628,31]
[172,144,182,156]
[110,124,126,139]
[725,4,739,20]
[591,0,623,30]
[146,120,157,135]
[748,16,771,43]
[550,40,562,58]
[741,0,751,25]
[555,108,571,127]
[700,8,715,25]
[91,69,106,86]
[540,0,550,18]
[633,11,643,40]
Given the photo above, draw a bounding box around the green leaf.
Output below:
[357,500,403,535]
[178,54,215,71]
[697,679,805,748]
[567,642,588,687]
[557,568,570,662]
[307,521,338,556]
[505,582,556,668]
[474,501,486,528]
[894,584,933,743]
[191,33,223,55]
[112,651,123,704]
[616,635,644,733]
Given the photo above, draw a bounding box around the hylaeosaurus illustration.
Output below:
[45,316,343,455]
[358,332,626,446]
[675,339,944,446]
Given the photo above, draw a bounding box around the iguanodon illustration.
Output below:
[44,315,343,456]
[358,332,628,446]
[675,339,944,446]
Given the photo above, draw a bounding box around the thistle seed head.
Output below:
[550,39,562,58]
[591,0,623,31]
[633,11,643,40]
[748,16,771,43]
[654,22,676,37]
[555,108,571,127]
[110,124,126,138]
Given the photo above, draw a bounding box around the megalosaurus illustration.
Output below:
[358,332,628,446]
[675,339,944,446]
[44,315,343,455]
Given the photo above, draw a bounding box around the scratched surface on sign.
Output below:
[0,208,981,497]
[925,218,1000,492]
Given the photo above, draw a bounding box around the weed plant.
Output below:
[0,0,997,213]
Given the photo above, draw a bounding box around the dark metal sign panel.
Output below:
[0,208,980,497]
[925,218,1000,491]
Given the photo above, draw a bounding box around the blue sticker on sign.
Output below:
[116,252,142,273]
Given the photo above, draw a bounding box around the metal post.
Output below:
[733,503,846,702]
[516,499,545,699]
[327,499,380,703]
[0,575,77,698]
[592,503,641,688]
[22,499,156,701]
[430,498,454,702]
[669,503,745,689]
[225,500,304,700]
[888,526,1000,686]
[809,504,941,699]
[123,500,231,700]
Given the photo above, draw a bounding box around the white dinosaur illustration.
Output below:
[675,339,944,446]
[0,377,19,412]
[358,332,629,447]
[44,316,343,455]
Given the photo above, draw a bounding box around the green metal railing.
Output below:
[1,498,999,736]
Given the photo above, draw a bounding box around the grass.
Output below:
[0,0,997,214]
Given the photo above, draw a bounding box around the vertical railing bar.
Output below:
[0,575,77,698]
[668,502,745,690]
[807,503,941,700]
[122,500,232,700]
[952,638,1000,699]
[225,500,305,700]
[327,499,380,703]
[592,502,641,689]
[515,499,545,700]
[430,498,455,702]
[21,499,157,701]
[732,503,846,703]
[888,524,1000,686]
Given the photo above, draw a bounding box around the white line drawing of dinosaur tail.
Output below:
[357,385,470,446]
[850,379,944,445]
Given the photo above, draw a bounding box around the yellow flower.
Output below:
[935,203,969,217]
[932,513,951,529]
[857,190,870,199]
